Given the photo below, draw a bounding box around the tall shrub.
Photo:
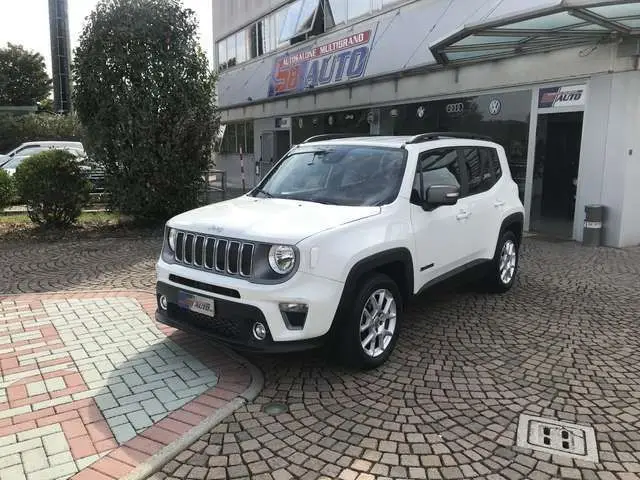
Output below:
[13,150,91,227]
[0,169,14,210]
[73,0,218,221]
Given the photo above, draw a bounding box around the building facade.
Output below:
[212,0,640,247]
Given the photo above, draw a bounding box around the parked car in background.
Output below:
[0,141,105,192]
[0,141,85,174]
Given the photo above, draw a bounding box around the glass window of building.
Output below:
[295,0,321,36]
[279,0,303,43]
[245,122,254,154]
[380,90,531,202]
[326,0,348,26]
[260,16,272,53]
[217,41,227,70]
[226,35,236,68]
[236,30,247,64]
[348,0,372,20]
[276,8,291,48]
[249,24,258,58]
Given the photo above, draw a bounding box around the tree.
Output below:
[0,44,52,106]
[73,0,218,221]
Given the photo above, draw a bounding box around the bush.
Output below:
[13,150,91,227]
[74,0,218,222]
[0,169,14,210]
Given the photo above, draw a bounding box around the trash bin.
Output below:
[583,204,604,246]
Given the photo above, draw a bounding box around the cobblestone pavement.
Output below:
[0,236,160,294]
[3,235,640,480]
[166,238,640,480]
[0,290,253,480]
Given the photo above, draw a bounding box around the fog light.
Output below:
[253,322,267,340]
[159,295,168,310]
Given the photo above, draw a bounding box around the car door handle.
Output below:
[456,211,470,220]
[494,200,506,207]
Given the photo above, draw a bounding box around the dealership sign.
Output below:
[538,85,587,109]
[268,30,374,97]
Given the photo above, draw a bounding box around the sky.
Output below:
[0,0,214,74]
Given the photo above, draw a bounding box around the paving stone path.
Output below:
[2,234,640,479]
[0,290,254,480]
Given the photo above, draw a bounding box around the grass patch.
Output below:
[0,210,162,243]
[0,211,120,225]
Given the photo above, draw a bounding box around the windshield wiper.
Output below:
[252,187,273,198]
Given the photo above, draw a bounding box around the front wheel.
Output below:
[485,231,519,293]
[336,273,403,370]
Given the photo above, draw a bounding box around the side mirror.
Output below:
[424,185,460,209]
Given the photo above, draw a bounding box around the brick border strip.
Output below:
[0,290,264,480]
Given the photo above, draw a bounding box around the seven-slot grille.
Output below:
[174,231,254,277]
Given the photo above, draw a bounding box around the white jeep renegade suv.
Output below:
[155,132,524,369]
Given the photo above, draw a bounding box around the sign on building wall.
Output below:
[268,29,375,97]
[538,84,587,109]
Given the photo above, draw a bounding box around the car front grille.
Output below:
[173,231,254,278]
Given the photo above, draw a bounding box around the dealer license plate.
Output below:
[177,291,215,318]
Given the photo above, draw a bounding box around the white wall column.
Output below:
[577,71,640,247]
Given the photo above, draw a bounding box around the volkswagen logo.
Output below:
[417,106,425,118]
[489,99,502,115]
[445,102,464,114]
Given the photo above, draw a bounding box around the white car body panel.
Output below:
[156,135,525,345]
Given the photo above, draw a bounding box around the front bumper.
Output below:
[155,259,344,351]
[156,283,325,352]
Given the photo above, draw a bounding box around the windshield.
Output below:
[1,147,83,170]
[2,155,29,169]
[251,145,407,206]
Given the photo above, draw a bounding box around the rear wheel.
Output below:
[336,273,402,369]
[485,230,519,293]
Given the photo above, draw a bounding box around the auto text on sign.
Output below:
[538,85,587,109]
[268,30,374,97]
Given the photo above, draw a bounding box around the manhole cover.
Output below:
[517,414,599,463]
[262,402,288,415]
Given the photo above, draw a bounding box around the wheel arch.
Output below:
[330,248,414,334]
[495,212,524,256]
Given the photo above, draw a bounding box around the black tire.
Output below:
[485,230,519,293]
[336,273,403,370]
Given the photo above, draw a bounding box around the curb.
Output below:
[122,343,264,480]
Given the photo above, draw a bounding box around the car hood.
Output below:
[168,195,381,244]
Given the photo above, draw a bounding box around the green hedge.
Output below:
[0,113,83,154]
[13,149,91,227]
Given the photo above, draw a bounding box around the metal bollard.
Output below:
[583,204,604,246]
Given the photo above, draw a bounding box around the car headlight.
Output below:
[168,228,178,251]
[268,245,296,275]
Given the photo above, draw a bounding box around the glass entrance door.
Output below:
[530,112,584,238]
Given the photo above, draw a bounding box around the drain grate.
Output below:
[262,402,289,415]
[516,414,599,463]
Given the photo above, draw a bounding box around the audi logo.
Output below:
[445,102,464,114]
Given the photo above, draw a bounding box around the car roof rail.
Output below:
[301,134,375,143]
[404,132,494,145]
